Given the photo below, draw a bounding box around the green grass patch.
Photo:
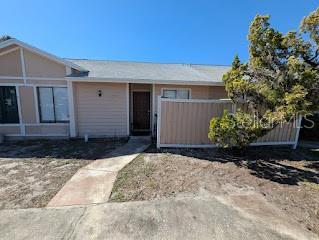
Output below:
[110,154,157,202]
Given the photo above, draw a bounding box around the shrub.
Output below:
[208,110,263,148]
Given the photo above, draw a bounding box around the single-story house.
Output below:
[0,37,301,148]
[0,37,229,139]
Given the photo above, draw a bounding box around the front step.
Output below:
[129,135,152,141]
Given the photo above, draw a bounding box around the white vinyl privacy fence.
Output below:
[157,97,301,149]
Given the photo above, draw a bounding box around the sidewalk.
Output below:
[1,196,317,240]
[47,137,150,207]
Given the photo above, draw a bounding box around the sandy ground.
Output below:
[110,145,319,236]
[0,138,126,209]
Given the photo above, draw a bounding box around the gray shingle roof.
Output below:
[66,59,230,85]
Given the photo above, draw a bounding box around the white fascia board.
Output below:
[160,98,232,103]
[0,39,87,72]
[66,77,225,86]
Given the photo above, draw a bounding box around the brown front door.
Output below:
[133,91,150,132]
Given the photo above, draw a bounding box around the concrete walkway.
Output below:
[47,137,150,207]
[1,195,317,240]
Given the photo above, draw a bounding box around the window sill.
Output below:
[0,123,20,126]
[38,122,70,125]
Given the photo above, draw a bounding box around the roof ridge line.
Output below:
[65,58,231,67]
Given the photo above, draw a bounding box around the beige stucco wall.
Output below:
[0,44,19,54]
[25,125,69,135]
[0,48,22,76]
[0,45,69,137]
[19,86,37,124]
[74,82,128,137]
[153,84,228,114]
[131,83,151,91]
[0,47,67,79]
[208,86,228,99]
[0,126,21,135]
[24,50,66,78]
[26,79,67,85]
[0,79,24,84]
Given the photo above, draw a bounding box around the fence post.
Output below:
[292,115,302,149]
[231,103,237,113]
[156,96,162,149]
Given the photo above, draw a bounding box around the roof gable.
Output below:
[0,38,87,72]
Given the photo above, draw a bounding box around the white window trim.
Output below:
[37,86,70,123]
[19,48,27,84]
[126,83,130,136]
[156,96,161,149]
[161,88,192,99]
[0,83,70,137]
[152,84,155,136]
[33,85,40,123]
[15,86,25,135]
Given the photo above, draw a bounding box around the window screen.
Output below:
[38,87,69,123]
[162,89,190,99]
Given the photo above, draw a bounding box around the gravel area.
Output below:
[0,138,127,209]
[110,145,319,236]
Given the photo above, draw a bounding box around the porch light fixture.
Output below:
[97,89,102,97]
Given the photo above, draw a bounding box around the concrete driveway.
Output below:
[0,194,317,240]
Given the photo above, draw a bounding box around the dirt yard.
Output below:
[0,138,127,209]
[110,145,319,236]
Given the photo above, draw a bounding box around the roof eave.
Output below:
[65,76,225,86]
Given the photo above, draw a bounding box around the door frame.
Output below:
[131,90,152,133]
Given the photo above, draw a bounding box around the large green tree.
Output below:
[208,8,319,148]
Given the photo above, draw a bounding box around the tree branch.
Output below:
[303,49,319,68]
